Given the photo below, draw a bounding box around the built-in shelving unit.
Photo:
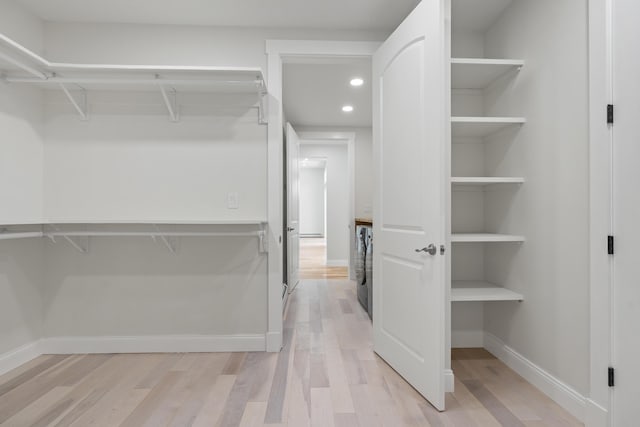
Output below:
[451,281,523,302]
[451,116,526,138]
[451,177,524,186]
[451,58,524,90]
[451,233,525,243]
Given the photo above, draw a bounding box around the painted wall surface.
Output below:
[0,239,43,356]
[299,144,349,265]
[298,127,373,219]
[43,22,386,74]
[43,92,266,222]
[0,0,43,53]
[0,84,44,224]
[42,233,266,337]
[299,167,325,236]
[482,0,590,395]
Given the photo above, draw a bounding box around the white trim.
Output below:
[265,331,283,353]
[326,259,348,267]
[40,334,266,354]
[588,0,612,425]
[451,330,484,348]
[484,333,586,422]
[586,399,609,427]
[0,341,42,376]
[266,40,379,349]
[444,369,455,393]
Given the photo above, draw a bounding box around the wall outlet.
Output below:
[227,192,239,209]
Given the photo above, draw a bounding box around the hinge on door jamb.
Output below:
[608,236,614,255]
[607,104,614,124]
[608,367,615,387]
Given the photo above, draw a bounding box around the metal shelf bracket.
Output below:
[257,79,268,125]
[152,225,178,253]
[157,75,179,122]
[59,83,88,121]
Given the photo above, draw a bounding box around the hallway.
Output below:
[0,279,582,426]
[299,237,348,280]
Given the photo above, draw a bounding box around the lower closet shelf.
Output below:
[451,281,523,302]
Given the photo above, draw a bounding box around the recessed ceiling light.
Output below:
[342,105,354,113]
[350,78,364,87]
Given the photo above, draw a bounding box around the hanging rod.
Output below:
[45,231,262,237]
[0,231,44,240]
[5,77,262,87]
[0,51,47,80]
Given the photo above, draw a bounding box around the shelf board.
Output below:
[451,233,525,243]
[451,177,524,186]
[451,116,526,138]
[451,58,524,89]
[451,281,523,302]
[1,219,267,227]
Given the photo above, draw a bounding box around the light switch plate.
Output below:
[227,192,239,209]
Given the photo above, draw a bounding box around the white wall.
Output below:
[43,92,266,222]
[0,239,44,358]
[298,127,373,219]
[482,0,590,396]
[42,233,266,338]
[43,22,387,74]
[299,167,326,236]
[0,0,43,53]
[299,144,349,265]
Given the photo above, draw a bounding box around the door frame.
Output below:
[298,131,356,278]
[265,40,379,353]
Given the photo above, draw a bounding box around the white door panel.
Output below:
[373,0,448,411]
[286,123,300,292]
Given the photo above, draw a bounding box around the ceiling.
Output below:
[17,0,420,31]
[284,60,372,128]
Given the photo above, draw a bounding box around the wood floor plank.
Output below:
[238,401,268,427]
[191,375,236,427]
[263,327,294,424]
[0,385,72,426]
[310,387,335,427]
[0,355,70,398]
[119,370,183,427]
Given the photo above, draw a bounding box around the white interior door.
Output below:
[372,0,448,411]
[613,0,640,423]
[286,123,300,292]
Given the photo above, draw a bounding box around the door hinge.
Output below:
[608,367,615,387]
[607,104,614,124]
[608,235,614,255]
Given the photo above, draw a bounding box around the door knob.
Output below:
[415,244,437,255]
[287,227,295,232]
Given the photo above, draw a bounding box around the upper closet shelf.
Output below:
[0,33,267,123]
[451,58,524,90]
[451,233,525,243]
[451,117,526,138]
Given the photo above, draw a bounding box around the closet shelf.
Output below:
[451,177,524,186]
[451,233,525,243]
[451,281,523,302]
[0,33,267,123]
[451,58,524,90]
[451,117,526,138]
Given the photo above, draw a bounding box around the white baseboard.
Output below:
[326,259,348,267]
[452,330,484,348]
[444,369,455,393]
[265,332,282,352]
[40,334,266,354]
[484,333,586,422]
[585,399,609,427]
[0,340,42,376]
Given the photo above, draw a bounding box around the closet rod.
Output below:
[0,51,47,79]
[45,231,262,237]
[0,232,44,240]
[5,77,262,86]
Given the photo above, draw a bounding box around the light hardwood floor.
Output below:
[0,279,582,426]
[299,238,348,280]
